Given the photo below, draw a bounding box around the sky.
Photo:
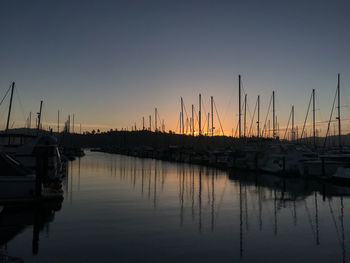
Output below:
[0,0,349,136]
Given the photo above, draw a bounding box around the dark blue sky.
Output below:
[0,0,349,133]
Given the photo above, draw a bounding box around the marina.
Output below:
[1,1,350,262]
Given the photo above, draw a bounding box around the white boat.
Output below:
[259,143,317,175]
[332,166,350,181]
[0,152,63,202]
[0,134,62,181]
[0,152,36,201]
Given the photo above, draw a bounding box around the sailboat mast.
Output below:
[312,89,316,148]
[149,115,151,131]
[58,110,60,133]
[37,100,43,133]
[239,75,242,138]
[191,104,194,136]
[211,96,214,136]
[244,94,247,138]
[155,108,157,132]
[5,82,15,133]
[207,113,209,135]
[179,112,182,134]
[199,94,201,135]
[292,105,294,141]
[272,91,275,138]
[181,98,184,134]
[257,95,260,138]
[29,112,31,129]
[337,74,341,148]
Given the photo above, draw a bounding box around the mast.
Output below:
[239,75,242,138]
[149,115,151,131]
[5,82,15,133]
[257,95,260,138]
[199,94,201,135]
[337,74,341,148]
[207,113,209,135]
[57,110,60,133]
[244,94,247,138]
[272,91,275,138]
[73,114,75,134]
[211,96,214,136]
[155,108,157,132]
[37,100,43,134]
[292,105,295,141]
[68,115,70,133]
[179,112,182,134]
[142,116,145,130]
[192,104,194,136]
[181,98,184,134]
[29,112,31,129]
[312,89,316,148]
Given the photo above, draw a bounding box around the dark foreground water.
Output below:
[1,151,350,262]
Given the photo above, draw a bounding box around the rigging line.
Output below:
[221,88,235,127]
[300,91,313,140]
[214,100,225,136]
[323,87,338,149]
[202,108,208,133]
[262,93,273,136]
[304,200,316,240]
[175,112,180,133]
[283,107,293,140]
[193,105,199,127]
[214,177,228,226]
[241,80,253,121]
[315,93,324,123]
[182,101,189,120]
[248,97,258,137]
[234,119,239,137]
[328,199,342,245]
[0,84,12,107]
[14,86,27,122]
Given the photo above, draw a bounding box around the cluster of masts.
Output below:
[1,81,83,134]
[133,74,342,148]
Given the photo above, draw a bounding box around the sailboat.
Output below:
[0,84,62,180]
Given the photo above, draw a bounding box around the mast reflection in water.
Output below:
[1,151,349,263]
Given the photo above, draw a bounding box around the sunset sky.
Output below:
[0,0,349,136]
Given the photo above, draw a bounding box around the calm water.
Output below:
[1,151,350,262]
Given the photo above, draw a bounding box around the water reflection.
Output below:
[3,151,349,263]
[0,201,62,259]
[66,152,348,262]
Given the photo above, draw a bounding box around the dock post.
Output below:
[34,147,49,199]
